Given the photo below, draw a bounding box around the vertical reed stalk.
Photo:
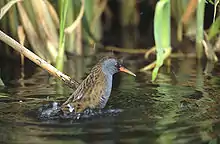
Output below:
[196,0,205,59]
[56,0,69,71]
[75,21,82,55]
[83,0,102,54]
[65,0,75,53]
[8,3,18,38]
[120,0,139,26]
[152,0,171,81]
[0,0,7,34]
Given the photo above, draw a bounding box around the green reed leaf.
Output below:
[152,0,171,81]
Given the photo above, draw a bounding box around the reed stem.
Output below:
[56,0,69,71]
[0,30,80,89]
[196,0,205,59]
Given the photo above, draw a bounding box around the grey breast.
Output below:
[98,74,113,108]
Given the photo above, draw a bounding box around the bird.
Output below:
[61,56,136,114]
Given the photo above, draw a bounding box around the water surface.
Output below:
[0,57,220,144]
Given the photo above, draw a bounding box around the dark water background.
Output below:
[0,55,220,144]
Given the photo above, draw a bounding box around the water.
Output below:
[0,57,220,144]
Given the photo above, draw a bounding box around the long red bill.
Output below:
[119,67,136,77]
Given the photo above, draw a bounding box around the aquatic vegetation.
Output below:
[0,0,219,82]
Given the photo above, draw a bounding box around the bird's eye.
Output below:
[115,62,120,68]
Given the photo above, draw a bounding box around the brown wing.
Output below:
[62,64,103,105]
[61,65,107,113]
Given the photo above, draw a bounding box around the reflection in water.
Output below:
[0,57,220,143]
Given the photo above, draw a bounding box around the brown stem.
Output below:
[105,46,148,54]
[181,0,198,25]
[0,30,80,89]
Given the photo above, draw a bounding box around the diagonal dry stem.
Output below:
[0,30,80,89]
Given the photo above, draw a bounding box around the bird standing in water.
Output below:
[61,56,136,114]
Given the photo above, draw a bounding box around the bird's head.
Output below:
[100,57,136,76]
